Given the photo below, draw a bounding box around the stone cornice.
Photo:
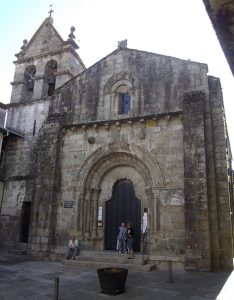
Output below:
[14,47,80,65]
[6,98,51,108]
[11,70,75,86]
[62,111,183,130]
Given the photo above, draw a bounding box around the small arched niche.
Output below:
[43,60,58,97]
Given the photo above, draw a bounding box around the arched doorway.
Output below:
[21,202,31,243]
[105,179,141,251]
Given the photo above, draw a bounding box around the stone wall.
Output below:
[0,180,26,247]
[203,0,234,75]
[50,48,208,122]
[29,121,62,257]
[183,91,210,271]
[1,43,232,270]
[53,114,185,257]
[7,101,50,135]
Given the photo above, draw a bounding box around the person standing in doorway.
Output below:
[117,222,128,253]
[127,223,134,259]
[66,236,79,260]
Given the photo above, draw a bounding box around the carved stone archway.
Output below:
[75,146,164,250]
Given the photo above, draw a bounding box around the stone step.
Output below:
[62,259,156,272]
[8,243,28,255]
[8,249,27,255]
[55,249,148,260]
[62,250,154,271]
[79,250,148,259]
[18,243,28,251]
[76,255,145,265]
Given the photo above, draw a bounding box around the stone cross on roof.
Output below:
[48,5,54,18]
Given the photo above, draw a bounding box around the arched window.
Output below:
[115,84,131,115]
[120,93,131,114]
[44,60,57,97]
[23,65,36,100]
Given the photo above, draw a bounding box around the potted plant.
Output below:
[97,267,128,295]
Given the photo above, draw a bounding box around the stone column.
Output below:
[76,191,84,234]
[183,91,210,271]
[145,187,154,233]
[152,188,160,232]
[32,77,44,100]
[91,188,100,237]
[208,77,233,270]
[29,121,62,258]
[84,189,91,236]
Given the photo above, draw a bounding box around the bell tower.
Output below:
[10,14,85,103]
[7,13,85,136]
[0,13,86,253]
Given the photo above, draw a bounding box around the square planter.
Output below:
[97,267,128,295]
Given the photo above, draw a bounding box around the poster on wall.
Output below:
[142,212,147,233]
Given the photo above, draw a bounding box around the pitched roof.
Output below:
[16,17,65,59]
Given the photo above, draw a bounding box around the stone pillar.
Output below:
[145,188,154,234]
[152,188,160,233]
[91,188,100,237]
[203,80,220,270]
[32,77,44,100]
[84,189,91,236]
[29,121,61,258]
[208,77,233,270]
[183,91,210,271]
[76,191,84,234]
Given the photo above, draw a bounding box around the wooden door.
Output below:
[105,179,141,251]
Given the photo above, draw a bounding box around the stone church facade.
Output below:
[0,16,233,271]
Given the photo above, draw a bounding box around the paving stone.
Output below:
[0,253,233,300]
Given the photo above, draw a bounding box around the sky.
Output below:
[0,0,233,151]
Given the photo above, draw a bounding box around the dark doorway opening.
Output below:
[105,179,141,251]
[21,202,31,243]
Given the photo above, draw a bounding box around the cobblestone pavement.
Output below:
[0,253,233,300]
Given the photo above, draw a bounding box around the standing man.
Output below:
[127,223,134,259]
[117,222,128,253]
[66,236,79,260]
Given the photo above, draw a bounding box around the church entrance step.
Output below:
[8,249,27,255]
[62,250,155,272]
[63,259,156,272]
[8,243,28,255]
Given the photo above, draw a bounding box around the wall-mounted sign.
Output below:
[64,200,74,208]
[142,211,148,233]
[98,207,103,221]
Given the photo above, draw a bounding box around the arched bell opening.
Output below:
[22,65,36,101]
[43,60,57,98]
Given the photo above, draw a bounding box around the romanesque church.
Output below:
[0,15,233,271]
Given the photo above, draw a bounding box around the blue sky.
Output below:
[0,0,233,150]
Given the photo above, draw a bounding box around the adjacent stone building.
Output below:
[0,15,233,271]
[203,0,234,76]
